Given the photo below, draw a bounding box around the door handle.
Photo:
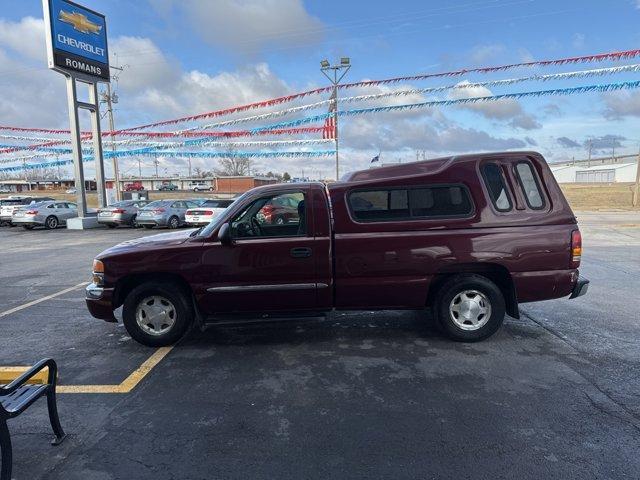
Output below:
[290,247,312,258]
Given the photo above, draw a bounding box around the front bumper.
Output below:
[85,283,117,322]
[569,276,589,299]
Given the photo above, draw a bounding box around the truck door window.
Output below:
[515,162,545,209]
[481,163,513,211]
[231,192,306,238]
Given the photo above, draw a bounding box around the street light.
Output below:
[320,57,351,180]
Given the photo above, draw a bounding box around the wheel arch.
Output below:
[113,272,193,310]
[426,262,519,319]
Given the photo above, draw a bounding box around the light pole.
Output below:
[320,57,350,180]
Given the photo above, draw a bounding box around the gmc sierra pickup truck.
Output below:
[86,152,588,346]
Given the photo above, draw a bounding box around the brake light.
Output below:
[261,205,274,214]
[152,208,166,213]
[201,210,213,216]
[112,208,125,214]
[571,230,582,264]
[25,210,38,215]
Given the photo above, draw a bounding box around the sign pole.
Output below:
[89,82,107,207]
[65,75,88,217]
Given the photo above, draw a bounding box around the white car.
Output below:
[187,181,213,192]
[184,199,234,226]
[66,187,77,194]
[0,196,55,225]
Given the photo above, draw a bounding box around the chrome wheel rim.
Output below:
[135,295,176,336]
[47,217,57,228]
[169,217,178,228]
[449,290,491,331]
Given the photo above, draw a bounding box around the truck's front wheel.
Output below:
[122,282,193,346]
[434,274,505,342]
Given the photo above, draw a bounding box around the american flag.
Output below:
[322,89,337,140]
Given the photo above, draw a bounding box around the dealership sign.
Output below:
[43,0,109,81]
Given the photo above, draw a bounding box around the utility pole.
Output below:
[154,158,159,177]
[587,139,592,167]
[100,64,125,201]
[633,146,640,207]
[320,57,351,181]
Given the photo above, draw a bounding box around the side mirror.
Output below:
[217,222,233,246]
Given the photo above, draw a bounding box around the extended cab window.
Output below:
[515,162,545,209]
[349,185,472,221]
[231,192,306,238]
[481,163,512,211]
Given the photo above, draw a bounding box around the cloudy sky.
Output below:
[2,0,640,179]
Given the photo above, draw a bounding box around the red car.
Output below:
[124,182,144,192]
[86,151,588,346]
[257,195,299,225]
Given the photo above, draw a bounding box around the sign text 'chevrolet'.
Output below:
[43,0,109,81]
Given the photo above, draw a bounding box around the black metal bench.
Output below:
[0,358,66,480]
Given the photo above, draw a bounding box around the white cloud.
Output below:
[150,0,324,54]
[0,17,45,62]
[469,44,505,65]
[602,90,640,118]
[448,81,541,130]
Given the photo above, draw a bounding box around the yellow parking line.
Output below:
[0,366,49,385]
[0,282,88,318]
[57,346,175,394]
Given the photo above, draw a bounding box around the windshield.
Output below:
[197,194,245,237]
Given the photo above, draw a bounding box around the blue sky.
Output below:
[2,0,640,177]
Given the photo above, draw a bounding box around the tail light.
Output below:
[112,208,125,214]
[571,229,582,264]
[202,210,213,216]
[25,210,38,215]
[152,208,166,213]
[261,205,274,214]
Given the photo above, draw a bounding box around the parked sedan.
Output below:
[97,200,149,228]
[1,196,55,225]
[11,200,78,229]
[184,199,234,226]
[158,183,178,191]
[136,200,199,229]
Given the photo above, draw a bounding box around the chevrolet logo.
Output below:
[59,10,102,35]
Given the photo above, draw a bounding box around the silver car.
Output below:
[11,200,78,230]
[97,200,149,228]
[136,200,199,229]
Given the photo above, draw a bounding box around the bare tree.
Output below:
[215,151,253,176]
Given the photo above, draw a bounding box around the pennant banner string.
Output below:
[1,47,640,135]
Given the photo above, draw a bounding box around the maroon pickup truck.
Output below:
[86,152,588,346]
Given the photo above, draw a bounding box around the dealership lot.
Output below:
[1,214,639,479]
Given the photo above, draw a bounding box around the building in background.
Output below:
[550,155,638,183]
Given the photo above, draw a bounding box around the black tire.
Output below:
[122,282,194,346]
[274,215,285,225]
[208,187,214,192]
[143,225,154,230]
[23,225,35,230]
[130,215,137,228]
[44,215,58,230]
[168,216,180,229]
[434,274,505,342]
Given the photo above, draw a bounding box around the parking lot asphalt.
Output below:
[1,214,639,480]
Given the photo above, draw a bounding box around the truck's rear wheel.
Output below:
[434,274,505,342]
[122,282,193,346]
